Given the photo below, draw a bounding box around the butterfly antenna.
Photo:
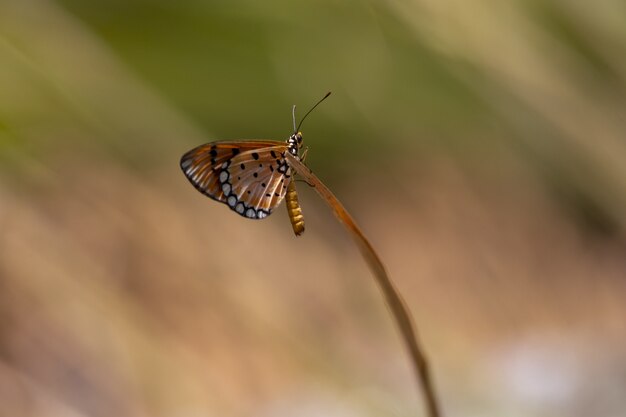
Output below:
[296,91,331,133]
[292,105,297,133]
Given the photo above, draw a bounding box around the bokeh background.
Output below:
[1,1,626,416]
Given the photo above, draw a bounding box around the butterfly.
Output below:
[180,92,330,236]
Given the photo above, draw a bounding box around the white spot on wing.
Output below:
[222,183,231,195]
[219,171,229,183]
[227,196,237,207]
[186,165,200,176]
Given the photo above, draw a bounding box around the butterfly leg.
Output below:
[300,147,309,162]
[295,147,315,187]
[295,178,316,188]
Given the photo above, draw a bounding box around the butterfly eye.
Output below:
[297,132,303,144]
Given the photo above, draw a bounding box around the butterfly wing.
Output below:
[180,140,280,200]
[180,140,293,219]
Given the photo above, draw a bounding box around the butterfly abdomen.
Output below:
[286,181,305,236]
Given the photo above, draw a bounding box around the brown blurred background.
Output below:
[1,1,625,416]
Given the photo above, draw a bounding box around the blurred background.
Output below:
[1,0,625,416]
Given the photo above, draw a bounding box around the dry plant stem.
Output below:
[286,154,441,417]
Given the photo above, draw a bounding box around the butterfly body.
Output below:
[286,180,305,235]
[180,133,304,221]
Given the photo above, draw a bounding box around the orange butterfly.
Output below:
[180,93,330,235]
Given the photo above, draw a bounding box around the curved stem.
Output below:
[286,154,442,417]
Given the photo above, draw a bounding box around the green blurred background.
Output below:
[1,1,625,416]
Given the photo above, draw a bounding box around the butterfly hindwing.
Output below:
[219,147,294,218]
[180,141,292,219]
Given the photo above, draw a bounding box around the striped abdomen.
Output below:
[286,181,305,236]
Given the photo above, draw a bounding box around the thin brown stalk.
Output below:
[286,153,442,417]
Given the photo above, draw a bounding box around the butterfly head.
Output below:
[289,92,331,157]
[287,131,303,157]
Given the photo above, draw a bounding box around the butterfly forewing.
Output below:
[180,140,292,219]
